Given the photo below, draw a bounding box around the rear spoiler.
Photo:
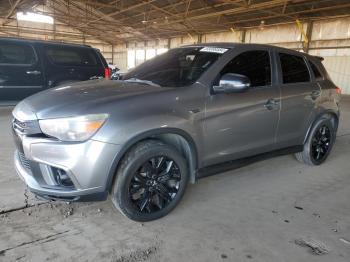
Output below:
[314,56,324,61]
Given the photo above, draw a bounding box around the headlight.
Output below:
[39,114,108,142]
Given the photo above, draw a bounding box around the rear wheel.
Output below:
[111,140,189,222]
[295,116,336,165]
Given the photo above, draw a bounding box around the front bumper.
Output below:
[14,135,121,201]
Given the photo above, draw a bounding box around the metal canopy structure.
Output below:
[1,0,350,44]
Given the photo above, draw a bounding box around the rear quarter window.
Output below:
[96,50,108,68]
[309,60,323,80]
[45,46,98,66]
[0,42,36,65]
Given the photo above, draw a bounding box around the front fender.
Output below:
[103,126,201,191]
[303,108,340,144]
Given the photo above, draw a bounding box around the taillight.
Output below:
[104,68,111,79]
[336,86,342,94]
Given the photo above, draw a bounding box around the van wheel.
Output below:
[111,140,189,222]
[295,116,336,165]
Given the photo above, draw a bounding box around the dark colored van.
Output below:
[0,37,110,102]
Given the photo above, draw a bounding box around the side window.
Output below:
[0,42,36,65]
[279,53,310,84]
[309,60,323,80]
[218,50,271,87]
[45,46,97,66]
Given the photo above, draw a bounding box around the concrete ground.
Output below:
[1,96,350,262]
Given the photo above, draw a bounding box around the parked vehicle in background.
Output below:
[111,70,126,80]
[12,43,341,222]
[0,37,110,102]
[108,63,120,73]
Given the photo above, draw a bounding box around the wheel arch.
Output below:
[105,128,199,192]
[303,110,339,144]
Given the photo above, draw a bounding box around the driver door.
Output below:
[203,49,280,166]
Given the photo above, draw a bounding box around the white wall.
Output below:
[309,18,350,94]
[323,57,350,94]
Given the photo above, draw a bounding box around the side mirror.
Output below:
[213,73,251,94]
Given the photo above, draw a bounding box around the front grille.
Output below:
[18,151,31,171]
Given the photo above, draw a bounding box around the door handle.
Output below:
[311,90,321,100]
[26,70,41,75]
[264,99,280,110]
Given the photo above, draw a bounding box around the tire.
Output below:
[111,140,189,222]
[295,116,336,166]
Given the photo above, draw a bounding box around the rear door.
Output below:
[0,40,45,101]
[275,51,320,148]
[41,44,105,87]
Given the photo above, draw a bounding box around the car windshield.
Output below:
[122,47,226,87]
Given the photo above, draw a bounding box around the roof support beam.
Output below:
[2,0,23,25]
[303,20,313,53]
[129,0,294,27]
[83,0,156,26]
[116,1,233,23]
[224,0,297,21]
[220,2,350,27]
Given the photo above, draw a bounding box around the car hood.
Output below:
[13,79,167,120]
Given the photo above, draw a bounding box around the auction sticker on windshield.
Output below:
[200,47,228,54]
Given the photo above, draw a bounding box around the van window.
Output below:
[218,50,271,87]
[309,60,323,80]
[0,42,36,65]
[45,46,97,66]
[279,53,310,84]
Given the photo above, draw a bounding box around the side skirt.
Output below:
[197,145,303,179]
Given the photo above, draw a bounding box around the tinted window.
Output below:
[0,42,36,65]
[45,46,97,66]
[309,60,323,80]
[123,47,223,87]
[279,53,310,83]
[219,50,271,87]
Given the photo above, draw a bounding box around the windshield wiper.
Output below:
[124,78,161,87]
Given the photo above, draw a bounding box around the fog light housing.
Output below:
[52,167,74,188]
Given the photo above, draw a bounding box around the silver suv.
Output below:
[12,43,341,221]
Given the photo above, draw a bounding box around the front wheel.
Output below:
[295,116,336,165]
[111,140,189,222]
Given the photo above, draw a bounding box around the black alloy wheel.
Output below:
[112,140,189,221]
[311,125,331,163]
[295,116,336,166]
[129,156,181,213]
